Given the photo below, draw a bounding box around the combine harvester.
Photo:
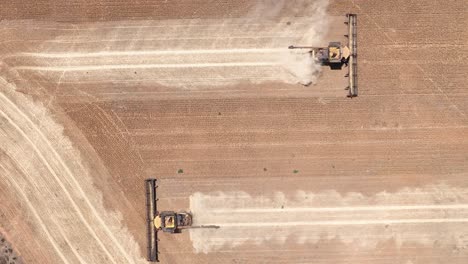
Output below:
[289,14,358,97]
[145,178,218,262]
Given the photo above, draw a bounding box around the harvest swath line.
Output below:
[211,204,468,213]
[14,62,280,71]
[15,48,286,58]
[0,163,71,264]
[0,95,119,264]
[0,90,136,264]
[208,218,468,227]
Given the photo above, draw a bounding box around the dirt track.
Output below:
[1,0,467,263]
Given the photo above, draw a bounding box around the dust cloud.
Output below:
[249,0,331,86]
[189,184,468,253]
[281,0,329,85]
[6,1,331,88]
[279,49,322,86]
[247,0,287,19]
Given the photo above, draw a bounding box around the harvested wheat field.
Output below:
[0,0,467,263]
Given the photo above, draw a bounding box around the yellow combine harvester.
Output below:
[289,14,358,97]
[145,178,218,262]
[153,211,192,233]
[145,179,191,262]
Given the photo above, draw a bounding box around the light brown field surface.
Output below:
[0,0,467,263]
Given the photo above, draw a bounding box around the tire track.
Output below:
[211,219,468,227]
[0,94,119,264]
[0,84,140,263]
[52,217,87,264]
[13,62,281,71]
[0,162,71,264]
[5,13,333,87]
[14,48,286,58]
[189,188,468,253]
[212,204,468,212]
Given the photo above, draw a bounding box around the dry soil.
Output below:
[0,0,467,264]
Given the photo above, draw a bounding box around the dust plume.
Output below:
[189,184,468,253]
[279,49,322,86]
[247,0,287,19]
[247,0,331,86]
[274,0,330,85]
[5,1,331,88]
